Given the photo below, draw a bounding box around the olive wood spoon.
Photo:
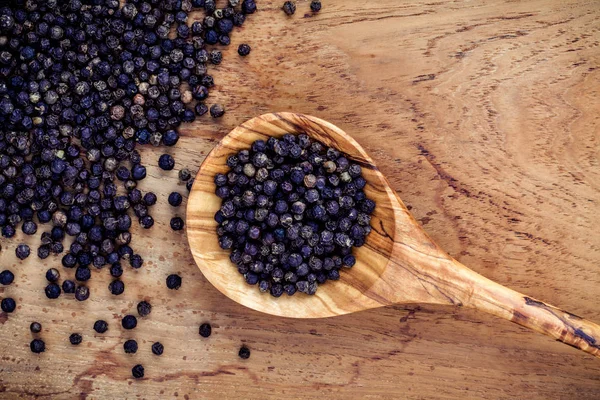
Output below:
[187,112,600,358]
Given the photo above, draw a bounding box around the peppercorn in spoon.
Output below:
[187,112,600,358]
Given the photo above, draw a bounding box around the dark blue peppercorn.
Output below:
[62,279,76,294]
[45,283,61,299]
[30,339,45,353]
[168,192,183,207]
[122,314,137,330]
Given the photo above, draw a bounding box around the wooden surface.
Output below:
[188,112,600,355]
[1,0,600,398]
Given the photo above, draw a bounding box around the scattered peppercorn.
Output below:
[158,154,175,171]
[152,342,164,356]
[124,339,138,354]
[137,301,152,317]
[238,44,251,56]
[238,345,251,359]
[199,323,212,338]
[282,1,296,15]
[170,217,185,231]
[168,192,183,207]
[166,274,182,290]
[62,280,76,294]
[30,339,45,354]
[94,320,109,334]
[45,283,61,299]
[69,333,82,345]
[210,104,225,118]
[45,268,60,282]
[122,315,138,330]
[109,280,125,296]
[0,270,14,285]
[30,322,42,333]
[132,364,145,379]
[15,244,30,260]
[1,297,16,313]
[75,286,89,301]
[310,0,322,12]
[179,169,192,182]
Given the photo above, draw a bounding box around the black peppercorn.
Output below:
[30,339,45,354]
[15,244,30,260]
[1,297,16,313]
[137,301,152,317]
[210,104,225,118]
[170,217,184,231]
[124,339,138,354]
[152,342,164,356]
[310,0,322,12]
[179,169,192,181]
[238,44,251,56]
[168,192,183,207]
[69,333,82,345]
[30,322,42,333]
[75,285,89,301]
[0,270,14,285]
[94,320,108,334]
[199,323,212,338]
[45,283,61,299]
[62,280,76,294]
[282,1,296,15]
[166,274,182,290]
[158,154,175,171]
[238,345,250,359]
[109,280,125,295]
[132,364,144,379]
[122,314,137,330]
[45,268,60,282]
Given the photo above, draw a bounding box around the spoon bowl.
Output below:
[187,112,600,357]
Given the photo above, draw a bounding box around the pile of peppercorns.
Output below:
[0,0,324,381]
[0,0,258,303]
[215,133,375,297]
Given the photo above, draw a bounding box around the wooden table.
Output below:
[1,0,599,398]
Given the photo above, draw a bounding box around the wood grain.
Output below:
[1,0,600,398]
[188,112,600,357]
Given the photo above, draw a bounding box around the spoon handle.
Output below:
[458,262,600,357]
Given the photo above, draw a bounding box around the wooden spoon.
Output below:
[187,112,600,358]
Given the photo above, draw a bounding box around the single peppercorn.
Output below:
[170,217,185,231]
[152,342,164,356]
[282,1,296,15]
[69,333,82,345]
[310,0,322,12]
[137,301,152,317]
[45,268,60,282]
[124,339,138,354]
[94,320,108,334]
[210,104,225,118]
[238,345,251,359]
[179,169,192,181]
[75,286,89,301]
[1,297,16,313]
[122,314,137,330]
[166,274,182,290]
[168,192,183,207]
[0,270,14,285]
[158,154,175,171]
[30,322,42,333]
[45,283,61,299]
[238,44,251,56]
[199,323,212,338]
[62,280,76,294]
[132,364,144,379]
[30,339,45,354]
[15,244,30,260]
[109,280,125,295]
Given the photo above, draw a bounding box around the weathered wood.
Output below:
[1,0,600,398]
[188,112,600,357]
